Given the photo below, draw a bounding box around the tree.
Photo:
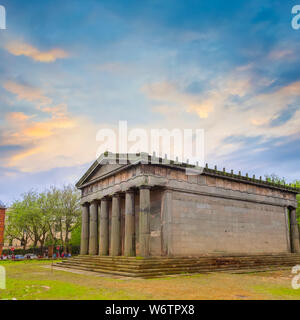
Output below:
[70,223,81,246]
[292,180,300,222]
[264,175,300,225]
[264,173,286,184]
[56,185,81,250]
[4,185,81,251]
[20,191,49,249]
[5,205,30,250]
[39,187,61,246]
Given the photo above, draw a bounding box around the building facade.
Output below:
[76,153,300,257]
[0,201,6,256]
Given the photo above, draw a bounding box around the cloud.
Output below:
[4,115,99,173]
[144,70,300,164]
[268,49,294,61]
[143,74,251,119]
[4,81,52,105]
[5,42,68,62]
[6,112,32,122]
[1,79,100,172]
[142,81,214,118]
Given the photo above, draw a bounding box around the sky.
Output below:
[0,0,300,204]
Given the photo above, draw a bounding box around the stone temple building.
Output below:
[76,152,300,259]
[0,201,6,256]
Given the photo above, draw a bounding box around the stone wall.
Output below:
[168,190,290,255]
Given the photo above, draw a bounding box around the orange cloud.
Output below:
[5,42,68,62]
[6,112,32,122]
[143,81,220,119]
[4,81,52,105]
[22,117,76,138]
[10,147,42,163]
[1,78,102,173]
[41,104,68,119]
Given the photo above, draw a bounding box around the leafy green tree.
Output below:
[5,185,81,251]
[54,185,81,250]
[264,175,300,225]
[70,223,81,246]
[264,173,286,184]
[5,206,30,250]
[292,181,300,222]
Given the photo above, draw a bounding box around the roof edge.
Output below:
[75,152,300,193]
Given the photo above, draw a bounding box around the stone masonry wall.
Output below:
[169,191,290,255]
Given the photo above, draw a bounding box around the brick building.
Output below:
[76,152,300,257]
[0,201,6,256]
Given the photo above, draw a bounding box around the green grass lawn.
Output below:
[1,260,300,300]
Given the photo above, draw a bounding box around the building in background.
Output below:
[0,201,6,256]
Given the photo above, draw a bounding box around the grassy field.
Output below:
[0,260,300,300]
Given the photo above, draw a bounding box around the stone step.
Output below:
[72,254,300,264]
[56,260,300,274]
[54,254,300,278]
[60,256,300,269]
[54,262,293,278]
[56,263,297,275]
[61,258,300,269]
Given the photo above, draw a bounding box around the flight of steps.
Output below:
[54,253,300,278]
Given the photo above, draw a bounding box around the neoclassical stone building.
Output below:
[77,152,300,258]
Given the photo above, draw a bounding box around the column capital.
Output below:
[100,196,110,202]
[139,185,151,190]
[125,188,136,194]
[112,192,122,198]
[82,202,90,207]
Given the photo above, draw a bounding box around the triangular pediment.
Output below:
[77,162,126,187]
[88,163,125,182]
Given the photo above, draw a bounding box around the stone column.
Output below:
[80,203,89,255]
[139,186,151,257]
[88,200,98,255]
[124,190,135,256]
[161,190,173,256]
[290,208,300,253]
[110,194,121,256]
[99,198,109,255]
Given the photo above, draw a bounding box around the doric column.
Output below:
[161,190,173,256]
[110,194,121,256]
[99,198,109,255]
[139,186,151,257]
[124,190,135,256]
[80,203,89,255]
[290,208,300,253]
[88,200,98,255]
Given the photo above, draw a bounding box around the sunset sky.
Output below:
[1,0,300,204]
